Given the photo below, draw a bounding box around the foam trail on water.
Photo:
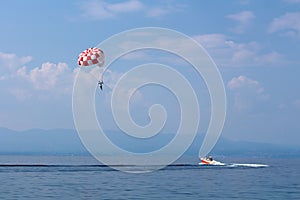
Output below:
[229,163,269,168]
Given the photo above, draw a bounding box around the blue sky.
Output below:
[0,0,300,146]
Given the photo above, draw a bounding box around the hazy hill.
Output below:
[0,127,87,155]
[0,128,299,157]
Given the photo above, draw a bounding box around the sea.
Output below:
[0,155,299,200]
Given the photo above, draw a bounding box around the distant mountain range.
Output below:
[0,127,87,155]
[0,127,299,157]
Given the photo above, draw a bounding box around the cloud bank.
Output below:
[79,0,185,20]
[269,12,300,38]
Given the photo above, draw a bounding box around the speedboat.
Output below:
[199,156,224,165]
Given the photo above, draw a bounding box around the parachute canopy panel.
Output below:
[78,47,104,67]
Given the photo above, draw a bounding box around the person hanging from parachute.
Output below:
[78,47,105,91]
[98,80,104,90]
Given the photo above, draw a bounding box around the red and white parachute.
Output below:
[77,47,105,68]
[78,47,105,90]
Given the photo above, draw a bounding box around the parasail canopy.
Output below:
[78,47,104,67]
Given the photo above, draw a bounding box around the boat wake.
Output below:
[228,163,269,168]
[199,156,269,168]
[198,162,269,168]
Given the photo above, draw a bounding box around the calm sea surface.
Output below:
[0,155,299,199]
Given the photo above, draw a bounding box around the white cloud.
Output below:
[227,11,255,23]
[79,0,185,20]
[228,76,260,91]
[0,52,32,69]
[0,52,33,78]
[146,2,186,18]
[228,76,269,113]
[0,53,76,101]
[227,11,255,33]
[17,62,76,92]
[80,0,143,19]
[111,32,282,68]
[268,12,300,38]
[194,34,282,67]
